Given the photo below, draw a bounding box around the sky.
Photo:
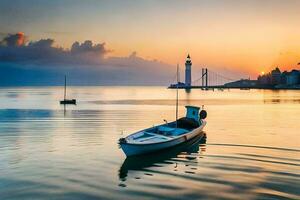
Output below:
[0,0,300,85]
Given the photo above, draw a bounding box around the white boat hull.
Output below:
[120,121,206,156]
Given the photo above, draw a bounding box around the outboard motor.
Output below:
[199,110,207,120]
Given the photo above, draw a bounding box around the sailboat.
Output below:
[60,75,76,105]
[119,65,207,157]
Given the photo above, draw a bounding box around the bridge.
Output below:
[169,68,241,90]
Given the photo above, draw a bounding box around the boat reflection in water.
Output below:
[119,132,206,182]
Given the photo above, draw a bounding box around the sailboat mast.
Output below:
[64,75,66,100]
[176,64,179,128]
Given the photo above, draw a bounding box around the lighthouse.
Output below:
[185,54,192,86]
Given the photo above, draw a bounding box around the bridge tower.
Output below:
[201,68,208,89]
[185,54,192,86]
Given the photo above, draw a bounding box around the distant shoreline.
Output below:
[168,85,300,90]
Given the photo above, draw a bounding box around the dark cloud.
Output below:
[71,40,108,56]
[0,32,26,47]
[0,33,173,86]
[0,34,107,64]
[28,38,54,48]
[0,36,66,63]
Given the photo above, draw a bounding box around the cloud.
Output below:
[0,36,66,63]
[0,32,26,47]
[0,33,173,86]
[28,38,54,48]
[71,40,108,56]
[0,34,108,64]
[129,51,137,58]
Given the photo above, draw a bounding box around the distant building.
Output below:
[286,70,300,85]
[257,67,282,86]
[169,82,186,88]
[271,67,281,85]
[185,54,192,86]
[258,74,271,85]
[257,67,300,88]
[224,79,257,88]
[280,71,288,84]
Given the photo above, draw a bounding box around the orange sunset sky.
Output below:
[1,0,300,79]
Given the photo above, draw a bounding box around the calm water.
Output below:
[0,87,299,200]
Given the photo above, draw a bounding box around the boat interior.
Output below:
[128,117,202,144]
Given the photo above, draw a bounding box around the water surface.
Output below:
[0,87,299,200]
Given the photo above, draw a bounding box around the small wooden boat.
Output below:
[119,106,207,156]
[60,75,76,105]
[119,64,207,157]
